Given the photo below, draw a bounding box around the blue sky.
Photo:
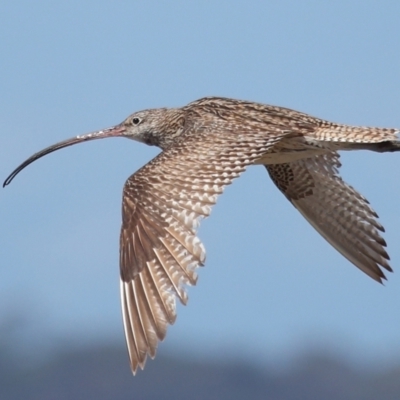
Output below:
[1,1,400,370]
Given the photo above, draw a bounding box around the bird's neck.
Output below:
[151,109,186,150]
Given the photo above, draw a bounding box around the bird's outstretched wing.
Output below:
[266,153,392,282]
[119,130,284,373]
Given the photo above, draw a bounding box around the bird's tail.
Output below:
[315,125,400,153]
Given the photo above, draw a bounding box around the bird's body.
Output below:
[4,96,400,373]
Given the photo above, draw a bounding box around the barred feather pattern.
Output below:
[3,96,399,376]
[120,129,284,373]
[266,153,392,282]
[313,125,398,143]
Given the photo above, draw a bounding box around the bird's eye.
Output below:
[132,117,141,125]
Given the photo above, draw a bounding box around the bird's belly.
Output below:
[254,136,336,165]
[254,148,328,165]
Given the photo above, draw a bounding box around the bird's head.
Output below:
[120,108,185,148]
[3,107,185,187]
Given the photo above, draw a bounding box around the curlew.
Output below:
[3,96,400,373]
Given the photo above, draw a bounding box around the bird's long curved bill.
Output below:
[3,125,126,187]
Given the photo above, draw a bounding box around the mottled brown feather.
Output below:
[116,97,399,374]
[120,123,286,373]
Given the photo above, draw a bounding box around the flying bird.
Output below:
[3,97,399,373]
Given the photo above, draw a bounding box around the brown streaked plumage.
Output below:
[3,96,400,373]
